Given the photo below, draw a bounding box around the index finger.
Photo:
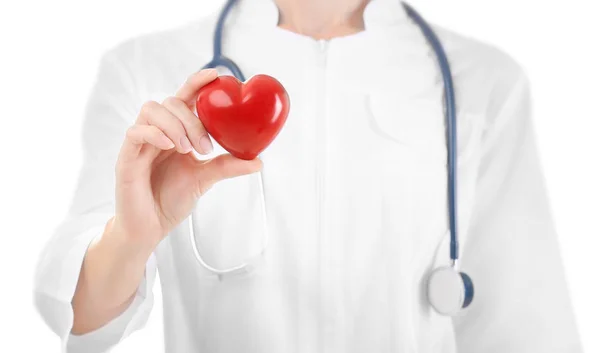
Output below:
[175,68,218,107]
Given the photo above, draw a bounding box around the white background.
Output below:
[1,0,598,352]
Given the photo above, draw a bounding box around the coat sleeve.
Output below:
[453,69,582,352]
[33,48,157,353]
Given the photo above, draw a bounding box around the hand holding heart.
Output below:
[111,69,287,249]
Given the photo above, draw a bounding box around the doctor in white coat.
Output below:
[34,0,582,352]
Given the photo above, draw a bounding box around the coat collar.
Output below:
[228,0,410,30]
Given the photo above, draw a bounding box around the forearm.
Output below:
[71,217,155,335]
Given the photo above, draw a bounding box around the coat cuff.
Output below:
[34,224,156,353]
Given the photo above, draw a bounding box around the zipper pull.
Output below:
[318,39,327,51]
[317,40,328,67]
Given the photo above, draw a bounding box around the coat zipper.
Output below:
[315,38,329,352]
[316,39,328,244]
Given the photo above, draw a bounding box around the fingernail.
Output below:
[163,137,175,149]
[180,137,193,153]
[204,68,218,76]
[199,135,213,154]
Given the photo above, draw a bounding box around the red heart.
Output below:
[195,74,290,160]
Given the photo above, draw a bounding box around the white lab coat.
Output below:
[34,0,582,352]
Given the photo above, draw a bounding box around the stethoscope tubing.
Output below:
[401,3,459,262]
[192,0,461,273]
[188,171,270,277]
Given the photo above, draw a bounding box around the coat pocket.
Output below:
[367,92,485,168]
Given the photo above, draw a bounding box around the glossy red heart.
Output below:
[195,74,290,160]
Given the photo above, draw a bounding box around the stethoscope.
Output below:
[189,0,474,316]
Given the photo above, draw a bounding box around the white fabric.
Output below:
[34,0,582,352]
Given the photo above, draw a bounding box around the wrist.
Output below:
[73,218,153,325]
[102,217,158,263]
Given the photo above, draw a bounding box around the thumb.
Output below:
[196,153,263,195]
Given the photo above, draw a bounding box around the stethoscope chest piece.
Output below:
[427,266,474,315]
